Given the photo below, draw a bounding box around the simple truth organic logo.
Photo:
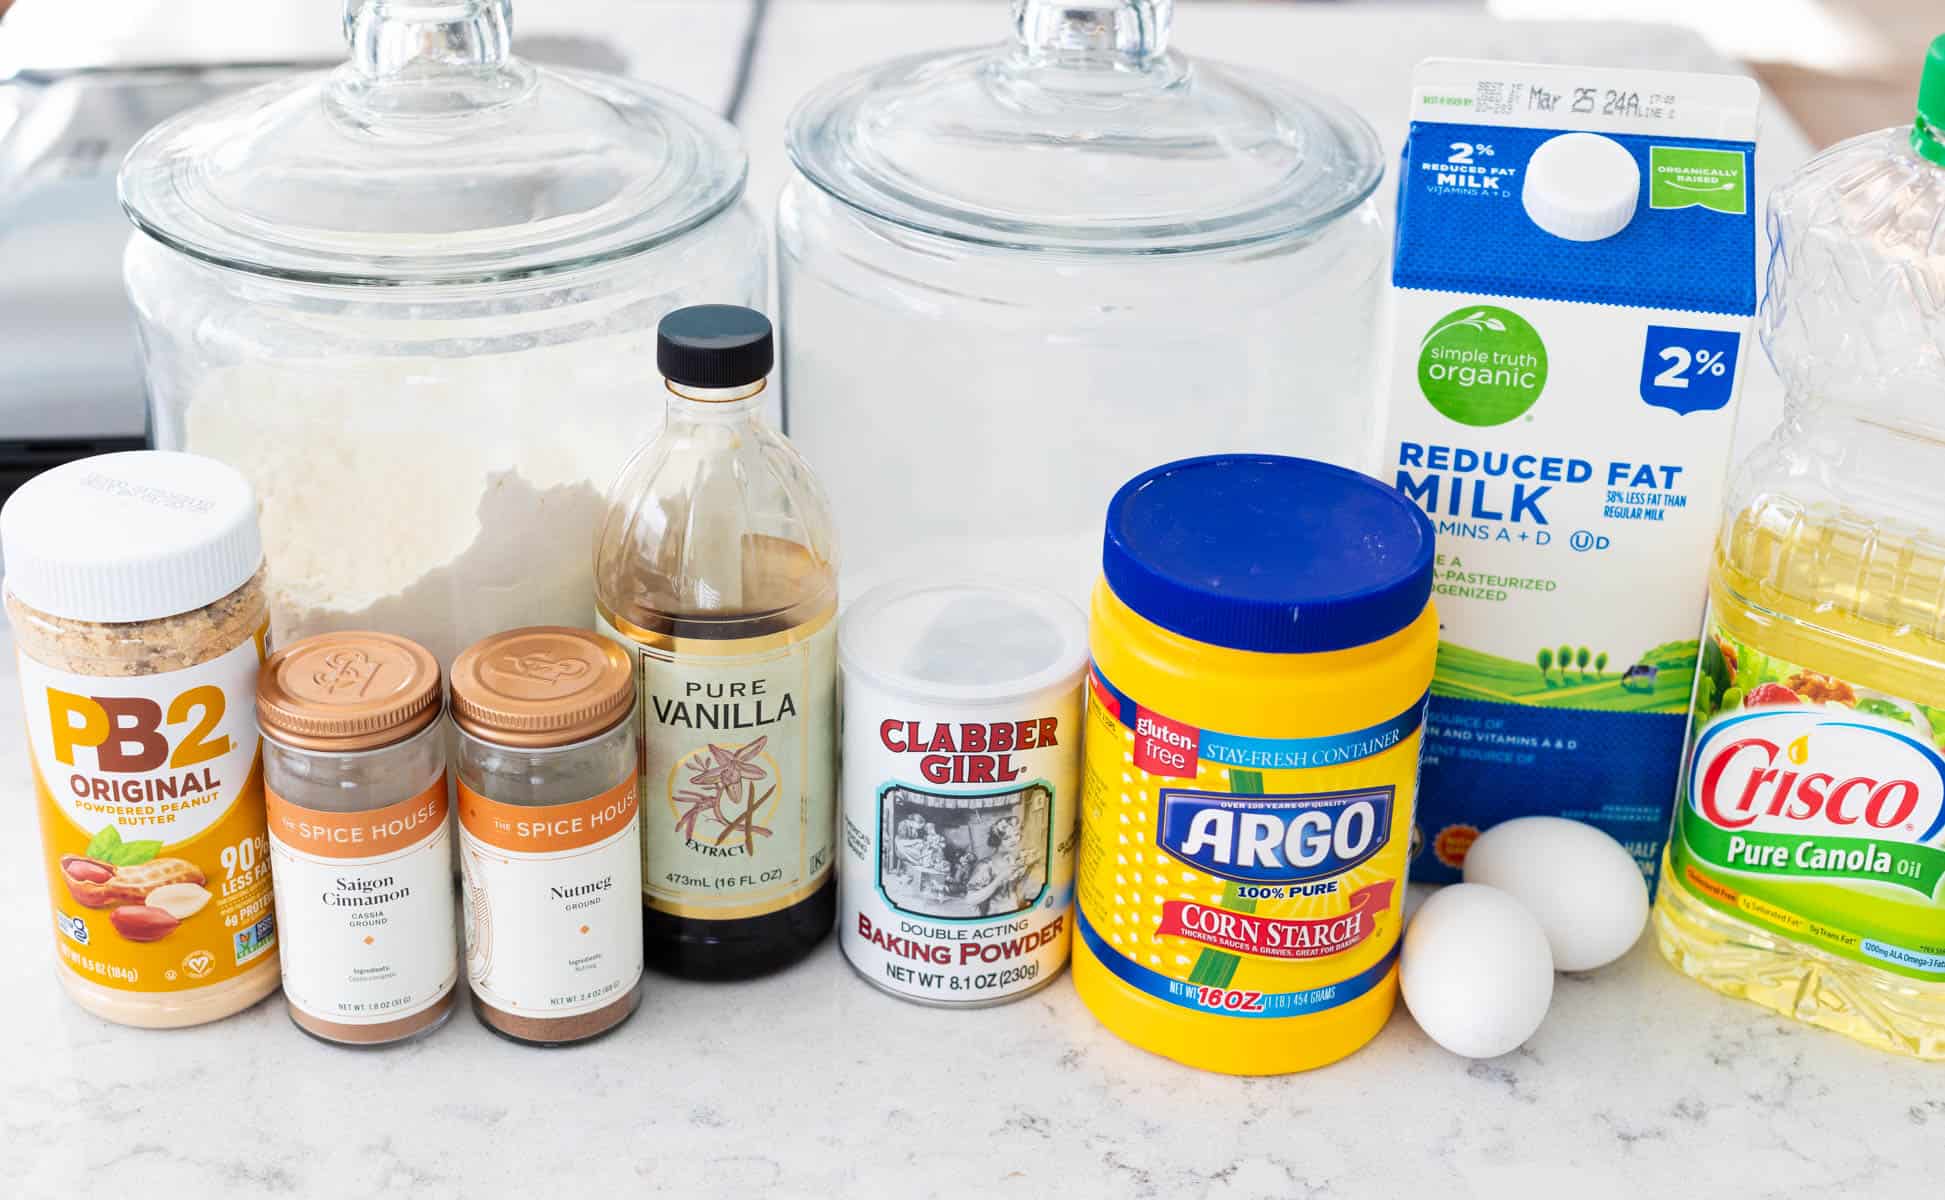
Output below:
[1417,305,1549,426]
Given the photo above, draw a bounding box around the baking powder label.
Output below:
[598,610,837,919]
[265,776,457,1026]
[839,696,1081,1004]
[458,776,644,1016]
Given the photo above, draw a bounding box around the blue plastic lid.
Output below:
[1102,455,1435,654]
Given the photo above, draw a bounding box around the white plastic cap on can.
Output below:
[1521,132,1640,242]
[0,451,262,623]
[839,580,1089,706]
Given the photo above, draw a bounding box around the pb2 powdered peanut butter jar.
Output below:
[2,451,279,1028]
[256,632,458,1046]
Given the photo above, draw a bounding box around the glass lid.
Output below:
[118,0,747,286]
[786,0,1383,255]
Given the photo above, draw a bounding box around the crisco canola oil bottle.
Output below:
[1653,37,1945,1059]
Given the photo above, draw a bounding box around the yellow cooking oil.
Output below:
[1655,501,1945,1059]
[1655,39,1945,1058]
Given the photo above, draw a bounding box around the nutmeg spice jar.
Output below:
[450,627,644,1045]
[257,632,459,1047]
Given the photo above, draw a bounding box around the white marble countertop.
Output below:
[0,607,1938,1199]
[3,3,1937,1198]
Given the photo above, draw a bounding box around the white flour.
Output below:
[184,350,656,665]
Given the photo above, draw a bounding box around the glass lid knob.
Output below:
[119,0,750,284]
[1010,0,1172,67]
[786,0,1381,254]
[333,0,536,118]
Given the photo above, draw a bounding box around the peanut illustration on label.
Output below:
[57,825,209,942]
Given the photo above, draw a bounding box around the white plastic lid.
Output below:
[839,581,1089,706]
[1521,132,1640,242]
[1,451,262,623]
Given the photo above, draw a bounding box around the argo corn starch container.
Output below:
[1074,455,1437,1073]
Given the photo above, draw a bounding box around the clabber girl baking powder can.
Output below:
[838,581,1089,1006]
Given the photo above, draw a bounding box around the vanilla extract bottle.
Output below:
[594,306,839,980]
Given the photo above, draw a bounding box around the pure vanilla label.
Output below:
[265,777,457,1026]
[458,776,644,1018]
[598,610,838,920]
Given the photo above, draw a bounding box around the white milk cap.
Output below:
[1,450,262,623]
[1521,132,1640,242]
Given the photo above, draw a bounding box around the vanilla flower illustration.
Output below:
[672,789,727,840]
[673,737,773,843]
[688,737,769,792]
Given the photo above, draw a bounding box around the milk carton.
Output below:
[1382,60,1760,884]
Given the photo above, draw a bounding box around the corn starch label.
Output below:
[1077,667,1422,1017]
[1669,625,1945,981]
[597,608,837,920]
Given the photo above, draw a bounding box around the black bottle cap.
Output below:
[657,305,775,389]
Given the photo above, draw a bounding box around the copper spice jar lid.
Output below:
[257,631,443,752]
[449,626,634,749]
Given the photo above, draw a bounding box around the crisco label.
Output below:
[1078,667,1422,1018]
[21,631,277,992]
[1693,713,1942,842]
[1670,625,1945,980]
[597,608,837,920]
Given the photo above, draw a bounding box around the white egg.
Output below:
[1462,816,1649,971]
[1401,883,1553,1059]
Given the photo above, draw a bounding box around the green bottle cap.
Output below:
[1914,33,1945,166]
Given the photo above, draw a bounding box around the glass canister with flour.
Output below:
[117,0,764,668]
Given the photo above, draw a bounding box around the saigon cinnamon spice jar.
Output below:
[256,631,458,1046]
[449,627,643,1045]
